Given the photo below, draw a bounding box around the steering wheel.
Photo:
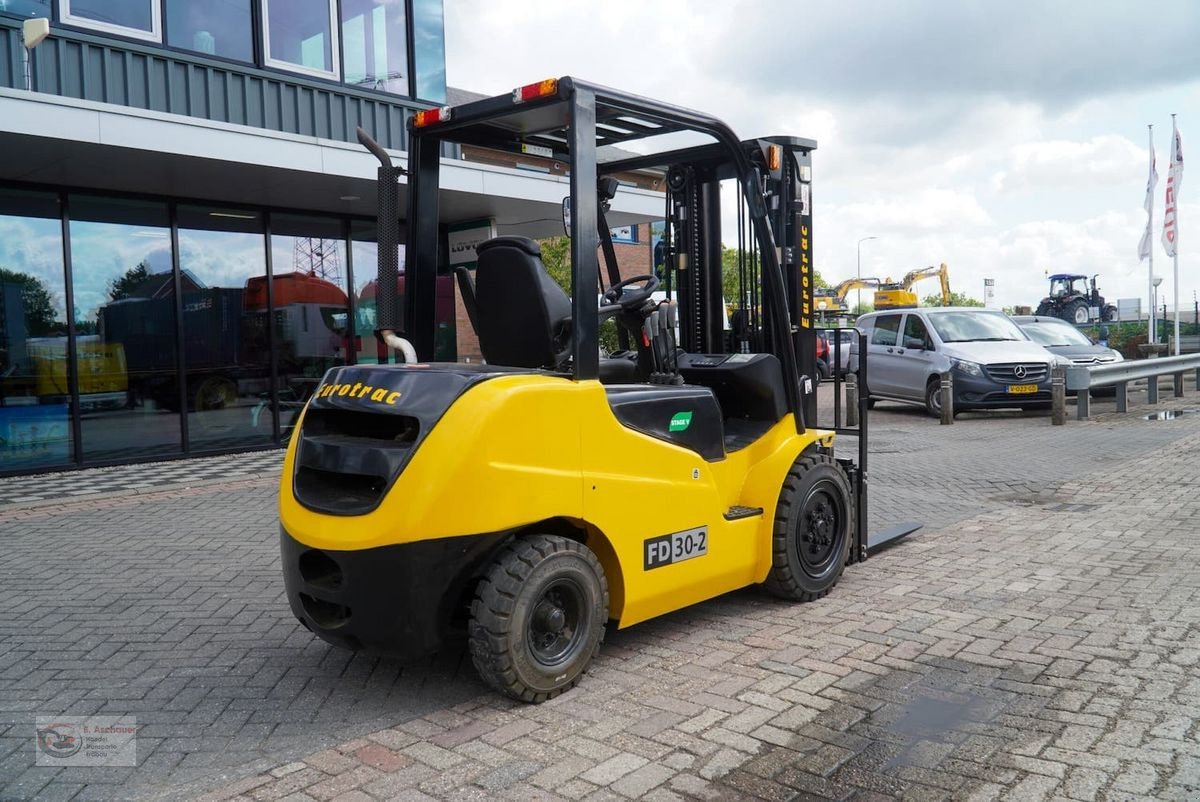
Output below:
[602,274,660,311]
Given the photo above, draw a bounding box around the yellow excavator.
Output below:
[814,277,881,313]
[874,263,951,310]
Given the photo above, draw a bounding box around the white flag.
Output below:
[1139,137,1158,260]
[1162,121,1183,257]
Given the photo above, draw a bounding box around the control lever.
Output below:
[643,314,660,376]
[665,302,680,374]
[658,302,682,384]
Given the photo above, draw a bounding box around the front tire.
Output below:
[1069,299,1090,324]
[925,376,945,418]
[469,535,608,703]
[764,455,853,602]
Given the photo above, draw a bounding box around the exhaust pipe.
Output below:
[356,126,416,364]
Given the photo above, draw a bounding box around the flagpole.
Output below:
[1173,114,1181,355]
[1149,124,1156,343]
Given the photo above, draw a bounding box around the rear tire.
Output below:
[469,535,608,703]
[765,455,853,602]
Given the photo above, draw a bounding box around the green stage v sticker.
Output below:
[668,411,693,432]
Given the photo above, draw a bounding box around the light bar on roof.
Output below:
[513,78,558,103]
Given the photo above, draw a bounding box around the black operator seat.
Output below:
[470,236,637,383]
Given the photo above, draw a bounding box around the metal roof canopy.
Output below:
[401,76,809,429]
[428,80,816,172]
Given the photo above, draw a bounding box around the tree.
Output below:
[107,261,150,302]
[0,268,61,336]
[538,237,572,292]
[721,247,826,306]
[850,301,874,317]
[923,291,983,308]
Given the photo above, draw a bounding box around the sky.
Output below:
[444,0,1200,313]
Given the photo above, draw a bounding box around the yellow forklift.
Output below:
[279,77,916,702]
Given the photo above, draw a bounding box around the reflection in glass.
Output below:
[165,0,253,62]
[0,188,71,471]
[270,215,349,436]
[412,0,446,102]
[0,1,51,19]
[62,0,158,37]
[69,196,180,462]
[341,0,408,95]
[263,0,337,77]
[177,206,272,451]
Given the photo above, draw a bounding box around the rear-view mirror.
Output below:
[561,197,571,237]
[904,337,926,350]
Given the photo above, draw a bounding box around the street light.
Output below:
[856,236,878,312]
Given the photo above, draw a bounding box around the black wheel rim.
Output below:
[929,383,942,413]
[526,578,586,668]
[797,479,845,577]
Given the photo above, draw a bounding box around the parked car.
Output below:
[849,307,1053,417]
[1012,314,1123,397]
[1011,315,1123,366]
[815,329,854,380]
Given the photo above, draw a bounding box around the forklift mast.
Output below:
[393,77,820,431]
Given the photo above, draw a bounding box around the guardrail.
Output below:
[1055,353,1200,422]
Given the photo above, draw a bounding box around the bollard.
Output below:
[1174,372,1184,398]
[1115,381,1128,413]
[1076,388,1090,420]
[939,371,953,425]
[1148,374,1159,404]
[1051,365,1066,425]
[846,374,859,428]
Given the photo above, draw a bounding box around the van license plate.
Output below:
[1007,384,1038,394]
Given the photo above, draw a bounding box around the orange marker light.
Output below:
[513,78,558,103]
[413,106,452,128]
[768,144,781,171]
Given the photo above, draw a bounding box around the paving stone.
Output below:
[8,397,1200,801]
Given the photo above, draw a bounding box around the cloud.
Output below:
[832,188,993,233]
[715,1,1200,108]
[993,135,1145,193]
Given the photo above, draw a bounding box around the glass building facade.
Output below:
[0,185,456,474]
[5,0,446,102]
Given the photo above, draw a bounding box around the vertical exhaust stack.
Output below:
[356,126,416,363]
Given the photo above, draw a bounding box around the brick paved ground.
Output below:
[2,389,1199,800]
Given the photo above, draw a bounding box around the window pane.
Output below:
[271,215,349,437]
[176,206,273,451]
[264,0,335,76]
[0,1,50,20]
[64,0,155,33]
[69,196,180,462]
[165,0,253,62]
[0,188,72,471]
[341,0,408,94]
[871,315,900,346]
[412,0,446,102]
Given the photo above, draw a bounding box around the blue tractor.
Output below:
[1035,274,1116,325]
